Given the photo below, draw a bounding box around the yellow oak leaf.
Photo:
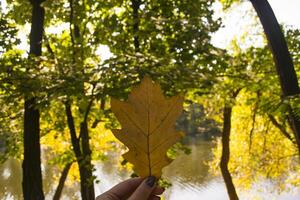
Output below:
[111,76,184,178]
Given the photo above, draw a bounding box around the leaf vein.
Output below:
[120,108,148,138]
[149,98,180,136]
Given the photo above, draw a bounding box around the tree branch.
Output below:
[91,99,105,128]
[69,0,75,61]
[83,84,96,124]
[268,114,296,144]
[249,91,260,151]
[131,0,141,52]
[83,98,94,124]
[65,101,81,157]
[53,162,73,200]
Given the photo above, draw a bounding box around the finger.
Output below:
[128,176,156,200]
[152,187,165,195]
[107,177,143,198]
[150,195,161,200]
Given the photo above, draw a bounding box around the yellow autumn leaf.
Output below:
[111,76,184,178]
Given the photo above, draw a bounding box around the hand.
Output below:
[96,176,165,200]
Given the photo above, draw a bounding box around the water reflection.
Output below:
[164,137,214,185]
[0,159,22,199]
[93,137,216,198]
[94,136,300,200]
[1,137,300,199]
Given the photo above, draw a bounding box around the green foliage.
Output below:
[5,0,32,25]
[177,102,221,138]
[158,178,172,189]
[204,31,300,193]
[0,14,20,53]
[96,0,224,95]
[0,12,23,163]
[286,29,300,74]
[219,0,241,10]
[211,91,300,191]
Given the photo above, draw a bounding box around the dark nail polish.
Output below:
[146,176,156,187]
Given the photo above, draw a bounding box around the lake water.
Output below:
[1,136,300,199]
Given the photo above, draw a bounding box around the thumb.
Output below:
[128,176,156,200]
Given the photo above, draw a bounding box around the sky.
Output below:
[211,0,300,49]
[269,0,300,27]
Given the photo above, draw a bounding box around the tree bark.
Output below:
[53,162,73,200]
[249,0,300,155]
[79,121,94,200]
[65,102,81,158]
[65,102,95,200]
[221,105,239,200]
[220,91,240,200]
[132,0,141,52]
[22,1,45,200]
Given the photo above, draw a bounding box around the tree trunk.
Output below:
[220,105,239,200]
[65,102,95,200]
[69,0,96,197]
[22,1,45,200]
[249,0,300,155]
[132,0,141,52]
[220,90,240,200]
[53,162,73,200]
[79,121,95,200]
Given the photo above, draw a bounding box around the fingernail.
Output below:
[146,176,156,187]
